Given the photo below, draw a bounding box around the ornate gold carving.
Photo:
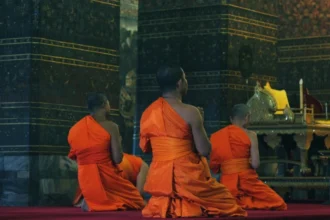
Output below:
[247,83,277,123]
[264,134,282,149]
[0,54,119,71]
[294,133,313,174]
[293,132,313,150]
[247,82,296,124]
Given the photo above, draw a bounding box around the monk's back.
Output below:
[164,100,191,125]
[214,125,251,161]
[68,116,111,152]
[140,98,247,218]
[141,98,192,141]
[68,115,144,211]
[210,124,287,211]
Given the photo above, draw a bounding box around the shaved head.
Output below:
[230,104,250,121]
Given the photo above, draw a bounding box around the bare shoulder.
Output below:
[246,130,258,143]
[247,130,257,137]
[182,103,199,115]
[99,120,119,132]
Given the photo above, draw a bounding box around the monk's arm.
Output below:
[249,131,260,169]
[67,137,76,160]
[104,122,124,164]
[209,135,220,173]
[68,148,77,160]
[188,106,211,157]
[136,161,149,196]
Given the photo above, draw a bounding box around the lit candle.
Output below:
[299,79,303,111]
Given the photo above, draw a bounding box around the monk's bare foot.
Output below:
[81,199,89,212]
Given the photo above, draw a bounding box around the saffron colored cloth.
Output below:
[68,116,144,211]
[139,98,247,218]
[72,153,143,206]
[210,125,287,210]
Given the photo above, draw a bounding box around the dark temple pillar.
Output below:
[135,0,279,162]
[0,0,120,206]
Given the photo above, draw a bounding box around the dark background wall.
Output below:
[135,0,280,161]
[0,0,120,206]
[277,0,330,105]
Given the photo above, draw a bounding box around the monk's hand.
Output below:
[196,107,204,121]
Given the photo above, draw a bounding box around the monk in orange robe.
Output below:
[68,93,145,212]
[210,104,287,210]
[139,65,247,218]
[72,153,149,207]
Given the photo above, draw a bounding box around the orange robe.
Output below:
[72,153,143,206]
[139,98,247,218]
[68,116,145,211]
[210,125,287,210]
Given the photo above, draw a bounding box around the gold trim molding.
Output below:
[139,28,277,43]
[0,101,119,111]
[222,28,277,43]
[278,43,330,52]
[90,0,120,7]
[0,53,119,71]
[0,106,120,116]
[278,55,330,63]
[140,3,278,18]
[226,4,277,18]
[140,14,277,30]
[278,35,330,41]
[0,37,118,56]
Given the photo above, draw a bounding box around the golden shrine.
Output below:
[247,80,330,198]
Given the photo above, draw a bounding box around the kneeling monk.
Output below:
[68,93,145,211]
[139,65,247,218]
[210,104,287,210]
[73,153,149,207]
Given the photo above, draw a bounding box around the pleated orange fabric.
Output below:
[139,98,247,218]
[210,125,287,210]
[72,153,143,206]
[68,116,144,211]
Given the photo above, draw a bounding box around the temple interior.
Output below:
[1,0,330,219]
